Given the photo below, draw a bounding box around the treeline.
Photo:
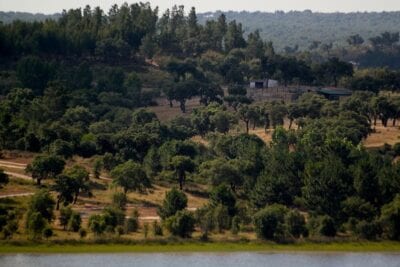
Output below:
[198,11,400,51]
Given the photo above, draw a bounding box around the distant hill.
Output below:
[197,11,400,50]
[0,11,60,23]
[2,10,400,51]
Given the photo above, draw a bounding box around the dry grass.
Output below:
[150,97,202,122]
[363,122,400,148]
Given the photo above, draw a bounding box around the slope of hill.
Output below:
[197,11,400,50]
[0,11,60,23]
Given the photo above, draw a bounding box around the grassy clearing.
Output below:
[0,240,399,254]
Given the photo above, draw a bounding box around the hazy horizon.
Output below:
[1,0,400,14]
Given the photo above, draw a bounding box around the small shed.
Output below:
[250,79,279,89]
[317,87,352,100]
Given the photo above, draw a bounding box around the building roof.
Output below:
[318,87,352,96]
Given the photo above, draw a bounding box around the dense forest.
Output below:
[3,9,400,51]
[0,3,399,242]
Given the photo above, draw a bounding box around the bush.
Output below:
[355,220,382,240]
[125,209,140,233]
[253,204,288,240]
[93,159,103,179]
[285,210,308,238]
[88,214,106,236]
[318,216,337,237]
[210,184,237,217]
[0,169,9,186]
[79,228,87,238]
[103,207,125,229]
[231,216,241,235]
[42,227,53,240]
[152,221,163,236]
[380,195,400,240]
[165,210,195,238]
[143,223,149,238]
[116,226,124,236]
[195,205,214,237]
[213,204,231,232]
[49,139,74,159]
[68,213,82,232]
[112,192,127,210]
[59,206,73,230]
[157,188,187,220]
[26,212,47,238]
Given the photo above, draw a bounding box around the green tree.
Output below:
[302,156,352,220]
[59,206,73,230]
[158,188,188,220]
[380,194,400,240]
[285,210,308,238]
[165,210,195,238]
[27,190,55,222]
[68,212,82,232]
[111,161,151,195]
[210,184,237,217]
[16,56,54,95]
[253,204,288,240]
[26,155,65,185]
[169,156,195,190]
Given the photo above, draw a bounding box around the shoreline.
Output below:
[1,241,400,254]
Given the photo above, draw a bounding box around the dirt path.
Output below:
[0,161,27,170]
[4,171,31,180]
[0,192,34,199]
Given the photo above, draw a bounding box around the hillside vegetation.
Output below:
[0,3,400,245]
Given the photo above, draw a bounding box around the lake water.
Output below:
[1,252,400,267]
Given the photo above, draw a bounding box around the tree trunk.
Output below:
[245,121,249,134]
[169,100,173,107]
[393,119,397,127]
[36,178,41,186]
[73,193,78,204]
[180,101,186,113]
[179,173,184,190]
[56,198,60,211]
[289,119,293,129]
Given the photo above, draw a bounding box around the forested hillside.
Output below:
[0,3,400,243]
[198,11,400,50]
[3,9,400,51]
[0,11,60,23]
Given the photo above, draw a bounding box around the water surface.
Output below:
[1,252,400,267]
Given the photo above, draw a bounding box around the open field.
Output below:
[0,241,399,254]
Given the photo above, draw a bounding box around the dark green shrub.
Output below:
[49,139,74,159]
[231,216,241,235]
[355,220,382,240]
[68,213,82,232]
[125,209,139,233]
[42,227,53,240]
[318,216,337,237]
[165,210,195,238]
[88,214,106,236]
[59,206,73,230]
[79,228,87,238]
[112,192,127,210]
[213,204,231,232]
[152,221,163,236]
[157,188,187,220]
[253,204,288,240]
[380,195,400,240]
[285,210,307,238]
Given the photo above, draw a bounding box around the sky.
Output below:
[1,0,400,14]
